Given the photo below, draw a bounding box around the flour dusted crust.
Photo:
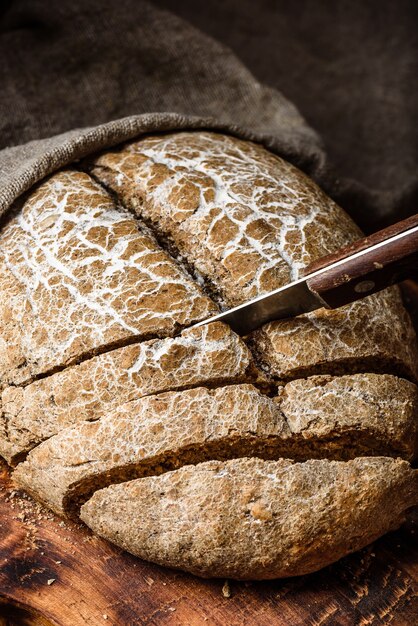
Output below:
[80,457,418,580]
[90,132,418,381]
[13,375,418,518]
[1,322,263,464]
[4,131,418,580]
[251,288,418,380]
[90,132,361,306]
[0,170,215,387]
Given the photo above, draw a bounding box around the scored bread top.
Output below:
[0,170,216,387]
[89,132,418,381]
[0,132,416,390]
[90,132,361,306]
[3,131,418,580]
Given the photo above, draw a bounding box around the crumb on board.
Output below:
[222,580,231,598]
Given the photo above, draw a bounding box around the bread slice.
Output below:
[79,457,418,580]
[0,170,215,387]
[278,374,418,457]
[250,287,418,381]
[13,375,418,518]
[1,322,265,464]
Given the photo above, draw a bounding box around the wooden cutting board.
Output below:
[1,460,417,626]
[1,281,418,626]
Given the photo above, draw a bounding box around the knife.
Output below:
[194,214,418,335]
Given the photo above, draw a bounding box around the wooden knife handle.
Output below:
[305,214,418,309]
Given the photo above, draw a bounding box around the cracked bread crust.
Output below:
[89,131,418,382]
[250,288,418,381]
[79,457,418,580]
[13,375,418,518]
[90,132,361,306]
[0,169,215,388]
[1,322,265,464]
[3,130,418,580]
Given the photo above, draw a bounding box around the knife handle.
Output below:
[305,214,418,309]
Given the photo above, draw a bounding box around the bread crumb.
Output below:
[103,615,108,620]
[222,580,231,598]
[47,578,56,585]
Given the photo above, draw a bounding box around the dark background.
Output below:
[1,0,417,229]
[156,0,418,227]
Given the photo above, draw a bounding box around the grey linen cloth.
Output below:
[0,0,416,235]
[0,0,325,222]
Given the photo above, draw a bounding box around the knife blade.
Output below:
[192,214,418,336]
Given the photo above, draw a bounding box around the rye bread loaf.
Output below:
[3,130,418,580]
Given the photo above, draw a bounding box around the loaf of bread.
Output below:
[2,131,417,579]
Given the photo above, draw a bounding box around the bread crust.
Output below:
[79,457,418,580]
[0,169,215,387]
[90,132,361,307]
[3,131,418,579]
[90,132,418,382]
[13,375,418,518]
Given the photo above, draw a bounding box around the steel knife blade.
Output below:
[192,217,418,336]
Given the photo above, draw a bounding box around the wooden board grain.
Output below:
[1,458,418,626]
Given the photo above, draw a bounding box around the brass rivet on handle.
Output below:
[354,280,376,293]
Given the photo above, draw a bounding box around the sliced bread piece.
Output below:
[79,456,418,579]
[1,322,265,464]
[13,375,418,518]
[250,288,418,381]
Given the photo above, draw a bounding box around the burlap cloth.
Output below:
[1,0,416,235]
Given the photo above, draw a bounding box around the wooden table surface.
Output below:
[0,460,417,626]
[1,282,418,626]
